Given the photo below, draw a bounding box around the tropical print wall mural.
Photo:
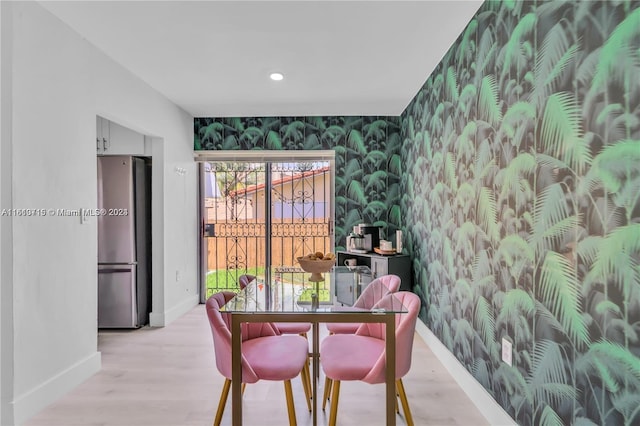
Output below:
[400,1,640,425]
[194,116,403,250]
[195,1,639,424]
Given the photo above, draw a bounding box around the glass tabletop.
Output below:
[221,266,407,314]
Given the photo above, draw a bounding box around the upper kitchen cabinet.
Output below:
[96,116,149,156]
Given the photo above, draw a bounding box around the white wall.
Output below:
[1,2,199,424]
[0,2,10,424]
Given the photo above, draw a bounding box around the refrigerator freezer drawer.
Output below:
[98,265,137,328]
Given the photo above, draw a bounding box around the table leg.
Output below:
[231,316,242,426]
[312,320,319,426]
[386,315,396,426]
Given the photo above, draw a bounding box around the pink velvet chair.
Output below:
[326,274,402,334]
[206,291,310,425]
[238,274,312,336]
[321,274,401,407]
[320,291,420,426]
[238,274,313,408]
[237,274,254,290]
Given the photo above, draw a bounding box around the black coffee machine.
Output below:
[359,224,381,252]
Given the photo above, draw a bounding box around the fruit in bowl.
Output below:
[297,252,336,281]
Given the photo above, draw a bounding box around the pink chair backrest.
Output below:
[238,274,256,290]
[357,291,421,383]
[353,274,401,310]
[205,291,277,383]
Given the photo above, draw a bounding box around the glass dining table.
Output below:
[220,266,408,425]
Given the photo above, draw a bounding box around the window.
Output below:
[197,151,335,300]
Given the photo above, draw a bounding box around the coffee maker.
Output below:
[347,225,367,253]
[358,224,381,252]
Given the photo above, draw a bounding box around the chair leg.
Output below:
[328,380,340,426]
[396,379,414,426]
[322,377,332,410]
[214,378,231,426]
[299,330,313,405]
[300,364,312,411]
[284,379,297,426]
[322,330,335,409]
[306,358,313,392]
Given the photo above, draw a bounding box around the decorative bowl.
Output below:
[297,257,335,281]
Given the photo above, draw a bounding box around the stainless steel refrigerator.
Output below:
[97,156,151,328]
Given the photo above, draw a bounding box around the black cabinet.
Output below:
[332,265,374,306]
[336,251,412,291]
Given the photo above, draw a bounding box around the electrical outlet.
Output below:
[502,338,512,366]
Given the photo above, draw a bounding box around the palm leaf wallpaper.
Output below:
[194,116,403,249]
[400,1,640,424]
[195,1,640,424]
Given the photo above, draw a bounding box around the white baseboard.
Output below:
[149,294,199,327]
[13,351,101,426]
[415,321,516,426]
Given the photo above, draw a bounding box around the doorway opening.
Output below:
[96,116,153,329]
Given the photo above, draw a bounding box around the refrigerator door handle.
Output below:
[98,262,138,266]
[99,268,133,274]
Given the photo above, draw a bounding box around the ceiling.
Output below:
[40,1,483,118]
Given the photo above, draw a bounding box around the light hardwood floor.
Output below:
[24,304,488,426]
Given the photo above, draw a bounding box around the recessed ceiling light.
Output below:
[270,72,284,81]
